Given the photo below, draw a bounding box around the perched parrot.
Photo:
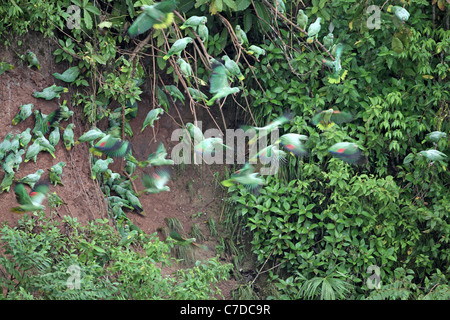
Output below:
[311,108,352,130]
[185,122,205,142]
[197,23,209,45]
[187,87,208,103]
[0,61,14,75]
[194,137,232,156]
[33,107,62,136]
[221,171,264,192]
[33,85,68,100]
[222,55,245,81]
[278,133,309,157]
[177,58,193,79]
[53,66,80,83]
[125,190,145,216]
[321,43,344,78]
[387,5,410,22]
[19,128,32,148]
[63,123,75,151]
[235,25,249,47]
[180,15,207,31]
[91,158,114,180]
[24,140,41,163]
[2,152,16,174]
[48,161,66,186]
[328,142,363,164]
[163,37,194,60]
[25,50,40,70]
[419,150,448,162]
[12,103,34,125]
[13,149,25,172]
[274,0,286,14]
[92,134,131,158]
[0,133,13,161]
[35,132,56,158]
[246,45,266,59]
[76,127,106,145]
[16,169,45,189]
[141,108,164,133]
[426,131,447,143]
[165,85,185,103]
[127,0,177,37]
[0,172,15,193]
[207,59,240,106]
[323,32,334,50]
[169,229,207,250]
[11,182,49,213]
[296,9,308,30]
[58,102,74,121]
[49,127,60,147]
[140,170,171,194]
[307,17,322,43]
[143,142,174,166]
[10,135,20,154]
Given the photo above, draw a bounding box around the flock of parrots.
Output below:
[0,1,447,222]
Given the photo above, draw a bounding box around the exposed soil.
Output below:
[0,32,244,299]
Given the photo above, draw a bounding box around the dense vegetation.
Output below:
[0,0,449,300]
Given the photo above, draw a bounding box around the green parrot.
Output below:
[321,43,344,78]
[141,108,164,133]
[17,169,45,189]
[311,108,352,130]
[169,229,207,250]
[426,131,447,144]
[142,142,174,166]
[165,85,185,103]
[163,37,194,60]
[185,122,205,143]
[91,158,114,180]
[296,9,308,30]
[278,133,309,157]
[125,157,137,176]
[48,161,66,186]
[250,144,287,165]
[419,150,448,162]
[58,102,74,121]
[2,152,16,174]
[197,23,209,45]
[11,182,49,214]
[19,128,32,148]
[231,163,255,178]
[0,133,13,161]
[25,50,40,70]
[92,134,131,158]
[243,112,293,145]
[108,195,134,210]
[194,137,232,156]
[180,15,207,31]
[222,55,245,81]
[328,142,363,164]
[33,85,68,100]
[207,59,240,106]
[63,123,75,151]
[12,103,34,125]
[76,127,106,145]
[13,149,25,172]
[127,0,177,37]
[307,17,322,43]
[53,66,80,83]
[0,61,14,75]
[177,58,193,79]
[49,126,60,147]
[0,172,15,193]
[274,0,286,14]
[187,87,208,103]
[10,134,21,154]
[24,140,41,163]
[32,107,62,136]
[246,45,266,59]
[221,170,264,192]
[323,32,334,50]
[387,5,410,22]
[35,132,56,158]
[125,190,145,216]
[140,170,171,194]
[235,25,249,47]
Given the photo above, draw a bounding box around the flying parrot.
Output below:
[25,50,40,70]
[307,17,322,43]
[63,123,75,151]
[323,32,334,50]
[32,107,62,136]
[33,85,68,100]
[11,182,50,213]
[142,142,174,167]
[207,59,240,106]
[278,133,309,157]
[328,142,364,164]
[243,112,293,145]
[311,108,352,130]
[250,144,287,165]
[168,229,208,250]
[163,37,194,60]
[12,103,34,125]
[194,137,232,156]
[16,169,45,189]
[141,107,164,133]
[127,0,177,37]
[231,162,255,178]
[140,170,171,194]
[221,171,265,192]
[53,66,80,83]
[180,15,207,31]
[48,161,66,186]
[222,55,245,81]
[321,43,345,81]
[91,134,131,158]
